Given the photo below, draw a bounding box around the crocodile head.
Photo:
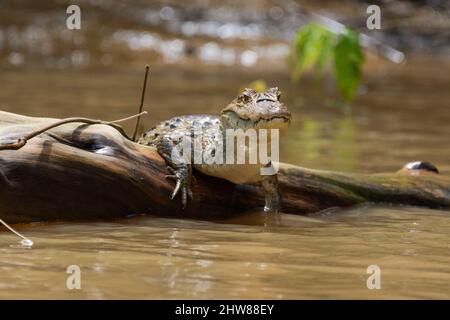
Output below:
[220,87,291,130]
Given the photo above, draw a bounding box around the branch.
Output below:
[0,111,448,224]
[0,111,147,151]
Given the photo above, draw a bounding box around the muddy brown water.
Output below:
[0,62,449,299]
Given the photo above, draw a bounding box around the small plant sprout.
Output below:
[291,23,365,103]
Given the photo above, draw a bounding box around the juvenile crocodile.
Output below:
[138,87,291,212]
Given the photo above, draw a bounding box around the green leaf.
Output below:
[333,28,365,102]
[291,23,365,104]
[292,23,334,82]
[316,31,334,73]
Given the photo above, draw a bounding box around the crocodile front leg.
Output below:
[261,173,281,213]
[156,137,193,209]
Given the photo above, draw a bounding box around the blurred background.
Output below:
[0,0,449,173]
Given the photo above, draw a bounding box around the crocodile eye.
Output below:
[238,93,252,104]
[239,89,254,103]
[268,87,281,100]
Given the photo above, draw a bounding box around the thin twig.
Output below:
[0,219,33,247]
[111,111,148,124]
[0,219,27,239]
[0,111,147,151]
[132,65,150,142]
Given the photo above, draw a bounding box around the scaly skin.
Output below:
[138,87,291,211]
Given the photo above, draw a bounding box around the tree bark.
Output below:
[0,111,448,224]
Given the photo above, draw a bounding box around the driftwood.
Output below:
[0,111,448,224]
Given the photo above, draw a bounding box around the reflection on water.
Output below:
[291,115,360,172]
[330,116,359,172]
[0,60,449,298]
[0,1,296,69]
[0,207,448,299]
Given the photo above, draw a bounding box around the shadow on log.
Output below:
[0,111,448,224]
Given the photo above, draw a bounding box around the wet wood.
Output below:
[0,111,448,223]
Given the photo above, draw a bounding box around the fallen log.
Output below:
[0,111,448,223]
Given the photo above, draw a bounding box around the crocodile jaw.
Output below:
[220,111,290,131]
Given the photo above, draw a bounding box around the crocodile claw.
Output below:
[264,192,280,213]
[165,167,193,209]
[262,173,281,213]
